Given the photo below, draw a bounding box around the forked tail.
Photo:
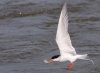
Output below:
[77,54,94,64]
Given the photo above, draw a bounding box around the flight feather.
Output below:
[56,3,76,55]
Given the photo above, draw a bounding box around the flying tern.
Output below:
[44,3,94,70]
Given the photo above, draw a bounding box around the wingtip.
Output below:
[63,2,67,9]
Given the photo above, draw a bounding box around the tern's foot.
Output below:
[67,63,73,70]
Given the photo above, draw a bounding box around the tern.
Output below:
[44,3,94,70]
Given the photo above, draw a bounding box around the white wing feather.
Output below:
[56,3,76,56]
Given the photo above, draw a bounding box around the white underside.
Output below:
[53,54,88,63]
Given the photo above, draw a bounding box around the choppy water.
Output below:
[0,0,100,73]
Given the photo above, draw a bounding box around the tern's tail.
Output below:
[77,54,88,60]
[77,54,94,64]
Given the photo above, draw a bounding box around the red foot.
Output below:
[67,63,73,70]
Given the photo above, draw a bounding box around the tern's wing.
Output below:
[56,3,76,55]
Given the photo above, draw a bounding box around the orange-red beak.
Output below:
[47,59,54,64]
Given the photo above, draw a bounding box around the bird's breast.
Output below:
[60,54,76,62]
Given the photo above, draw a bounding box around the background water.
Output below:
[0,0,100,73]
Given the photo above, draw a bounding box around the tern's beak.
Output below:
[47,59,54,64]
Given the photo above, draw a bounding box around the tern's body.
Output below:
[61,54,76,62]
[52,53,88,63]
[44,3,94,70]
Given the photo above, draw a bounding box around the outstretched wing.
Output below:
[56,3,76,56]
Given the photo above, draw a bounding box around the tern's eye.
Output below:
[51,55,60,59]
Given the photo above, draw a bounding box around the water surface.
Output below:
[0,0,100,73]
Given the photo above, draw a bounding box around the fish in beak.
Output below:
[44,59,54,64]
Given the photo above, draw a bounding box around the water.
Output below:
[0,0,100,73]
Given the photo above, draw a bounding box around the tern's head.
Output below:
[51,55,60,59]
[45,55,60,64]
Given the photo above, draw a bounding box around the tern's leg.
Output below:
[67,63,73,70]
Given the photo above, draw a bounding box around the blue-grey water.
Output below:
[0,0,100,73]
